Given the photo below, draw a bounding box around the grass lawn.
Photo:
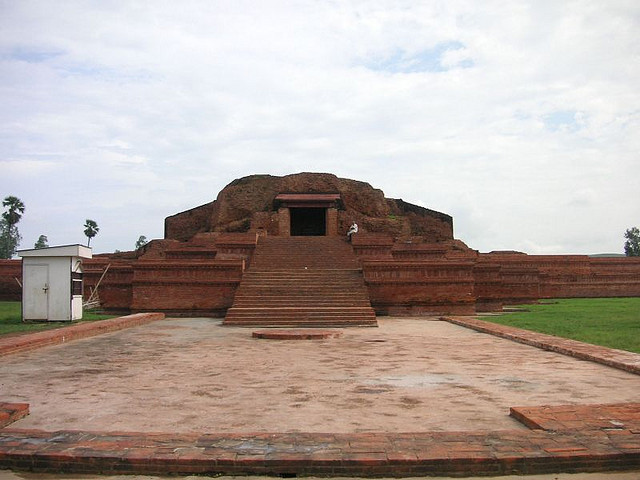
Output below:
[487,297,640,354]
[0,301,116,337]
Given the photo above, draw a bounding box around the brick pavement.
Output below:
[0,314,639,476]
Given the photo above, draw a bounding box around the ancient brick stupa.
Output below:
[78,172,640,322]
[158,172,466,327]
[164,172,455,243]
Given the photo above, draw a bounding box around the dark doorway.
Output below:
[290,208,326,236]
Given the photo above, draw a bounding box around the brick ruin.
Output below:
[2,172,639,320]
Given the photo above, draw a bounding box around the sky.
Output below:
[1,0,639,255]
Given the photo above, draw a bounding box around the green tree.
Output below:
[34,234,49,249]
[0,195,25,258]
[0,220,20,258]
[624,227,640,257]
[2,196,25,225]
[135,235,148,249]
[84,219,99,247]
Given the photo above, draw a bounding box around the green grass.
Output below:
[487,298,640,353]
[0,301,116,337]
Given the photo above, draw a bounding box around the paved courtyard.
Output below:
[1,315,639,477]
[1,317,639,433]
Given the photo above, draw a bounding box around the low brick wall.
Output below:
[0,313,165,357]
[131,261,243,316]
[3,237,640,316]
[443,316,640,375]
[0,420,638,476]
[477,254,640,307]
[363,260,477,316]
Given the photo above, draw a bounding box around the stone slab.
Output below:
[252,329,343,340]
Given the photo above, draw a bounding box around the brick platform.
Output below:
[0,313,165,357]
[252,329,343,340]
[510,403,640,432]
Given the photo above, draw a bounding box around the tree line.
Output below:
[1,196,154,258]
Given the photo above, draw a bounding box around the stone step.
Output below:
[226,308,375,314]
[234,288,369,294]
[239,283,362,286]
[232,301,372,307]
[225,308,376,321]
[224,321,375,328]
[224,236,376,328]
[250,237,361,270]
[240,276,363,282]
[234,291,368,296]
[234,287,369,295]
[242,269,363,275]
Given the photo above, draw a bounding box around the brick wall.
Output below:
[476,254,640,308]
[164,202,215,241]
[363,260,476,315]
[2,239,639,316]
[84,260,134,313]
[0,260,21,301]
[131,261,243,316]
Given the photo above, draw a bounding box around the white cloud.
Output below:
[1,159,56,176]
[1,0,638,254]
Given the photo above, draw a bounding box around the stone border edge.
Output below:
[0,313,165,357]
[441,316,640,375]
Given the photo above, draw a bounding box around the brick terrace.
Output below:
[0,316,639,477]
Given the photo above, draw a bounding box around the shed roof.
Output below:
[18,244,92,259]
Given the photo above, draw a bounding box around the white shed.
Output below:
[19,244,92,322]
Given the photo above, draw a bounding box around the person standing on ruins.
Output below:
[347,221,358,242]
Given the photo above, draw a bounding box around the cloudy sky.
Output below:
[1,1,638,255]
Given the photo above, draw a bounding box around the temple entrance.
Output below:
[290,207,326,236]
[274,193,340,237]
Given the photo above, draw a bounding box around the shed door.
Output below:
[24,264,49,320]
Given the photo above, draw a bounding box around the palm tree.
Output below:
[0,196,25,258]
[2,196,25,227]
[84,219,99,247]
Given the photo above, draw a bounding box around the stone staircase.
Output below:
[223,237,377,327]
